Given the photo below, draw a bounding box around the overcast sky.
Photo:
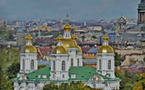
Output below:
[0,0,140,20]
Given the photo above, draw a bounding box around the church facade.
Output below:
[13,19,120,90]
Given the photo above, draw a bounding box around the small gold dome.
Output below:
[71,34,77,41]
[97,45,114,53]
[56,35,63,41]
[62,38,76,48]
[51,46,68,54]
[63,23,72,32]
[116,33,119,37]
[21,45,37,53]
[102,35,109,41]
[26,34,33,41]
[76,45,82,52]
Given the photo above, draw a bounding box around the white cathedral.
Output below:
[13,18,120,90]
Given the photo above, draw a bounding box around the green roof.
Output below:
[69,66,96,81]
[13,66,120,82]
[13,67,50,81]
[69,66,120,81]
[27,67,50,81]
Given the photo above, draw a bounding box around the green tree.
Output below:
[6,62,20,79]
[114,52,121,66]
[33,41,39,46]
[43,82,58,90]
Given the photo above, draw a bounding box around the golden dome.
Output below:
[51,46,68,54]
[56,35,63,41]
[76,45,82,52]
[26,34,32,41]
[62,38,76,48]
[97,45,114,53]
[116,33,119,37]
[63,23,72,32]
[71,34,77,41]
[21,45,37,53]
[102,35,109,41]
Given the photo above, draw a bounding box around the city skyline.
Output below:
[0,0,140,20]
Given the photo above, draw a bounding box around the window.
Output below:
[99,60,102,70]
[53,61,55,71]
[62,61,65,71]
[53,74,55,78]
[77,59,79,66]
[71,74,76,79]
[23,60,25,70]
[71,58,73,67]
[108,60,111,70]
[62,74,65,78]
[31,60,34,70]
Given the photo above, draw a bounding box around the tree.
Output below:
[33,41,39,46]
[43,82,58,90]
[133,73,145,90]
[143,57,145,62]
[6,62,20,79]
[114,52,121,66]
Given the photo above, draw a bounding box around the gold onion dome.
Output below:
[76,45,82,52]
[71,34,82,52]
[51,46,68,54]
[21,33,37,53]
[21,45,37,53]
[62,38,76,48]
[63,23,72,32]
[97,45,114,53]
[56,35,63,41]
[102,35,109,41]
[71,34,77,41]
[25,34,33,41]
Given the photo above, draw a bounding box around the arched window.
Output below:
[77,59,79,66]
[62,74,65,78]
[99,60,102,70]
[62,61,65,71]
[53,61,55,71]
[31,60,34,70]
[23,60,25,70]
[108,60,111,70]
[71,58,73,67]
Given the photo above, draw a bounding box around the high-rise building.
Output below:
[138,0,145,25]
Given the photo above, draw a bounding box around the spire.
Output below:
[66,14,69,24]
[63,14,71,32]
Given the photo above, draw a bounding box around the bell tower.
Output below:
[19,32,38,75]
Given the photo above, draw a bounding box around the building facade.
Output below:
[13,20,120,90]
[138,0,145,25]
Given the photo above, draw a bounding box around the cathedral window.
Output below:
[23,60,25,70]
[99,60,102,70]
[108,60,111,70]
[62,74,65,78]
[31,60,34,70]
[77,59,79,66]
[53,61,55,71]
[71,58,73,66]
[62,61,65,71]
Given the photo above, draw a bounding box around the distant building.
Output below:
[138,0,145,25]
